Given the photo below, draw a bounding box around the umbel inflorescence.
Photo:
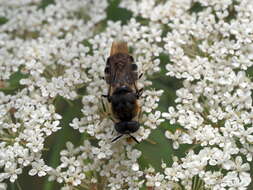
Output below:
[0,0,253,189]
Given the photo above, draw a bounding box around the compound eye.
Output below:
[115,122,127,134]
[131,64,138,71]
[127,121,140,133]
[104,67,110,74]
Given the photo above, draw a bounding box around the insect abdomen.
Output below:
[110,41,128,56]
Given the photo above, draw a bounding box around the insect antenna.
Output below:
[128,134,139,144]
[112,134,124,142]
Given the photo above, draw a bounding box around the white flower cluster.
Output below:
[121,0,253,189]
[120,0,191,24]
[59,19,164,189]
[0,0,165,189]
[48,141,143,190]
[0,0,107,188]
[0,89,61,183]
[1,0,252,189]
[160,0,253,189]
[0,0,107,99]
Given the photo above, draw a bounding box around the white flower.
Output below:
[223,156,250,173]
[4,163,22,183]
[165,130,181,149]
[144,111,164,129]
[132,163,139,171]
[29,159,52,177]
[0,183,7,190]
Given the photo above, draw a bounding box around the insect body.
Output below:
[103,41,143,143]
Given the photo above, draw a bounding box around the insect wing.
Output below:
[105,54,138,87]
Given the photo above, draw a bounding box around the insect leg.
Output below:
[102,94,109,98]
[108,115,116,122]
[138,73,143,79]
[138,105,142,122]
[134,83,140,97]
[102,84,112,102]
[136,88,143,98]
[133,82,143,99]
[101,98,106,112]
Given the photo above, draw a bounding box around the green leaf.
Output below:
[106,0,133,24]
[137,128,173,172]
[246,66,253,78]
[43,96,83,190]
[188,2,206,14]
[0,72,28,94]
[0,17,8,25]
[39,0,55,9]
